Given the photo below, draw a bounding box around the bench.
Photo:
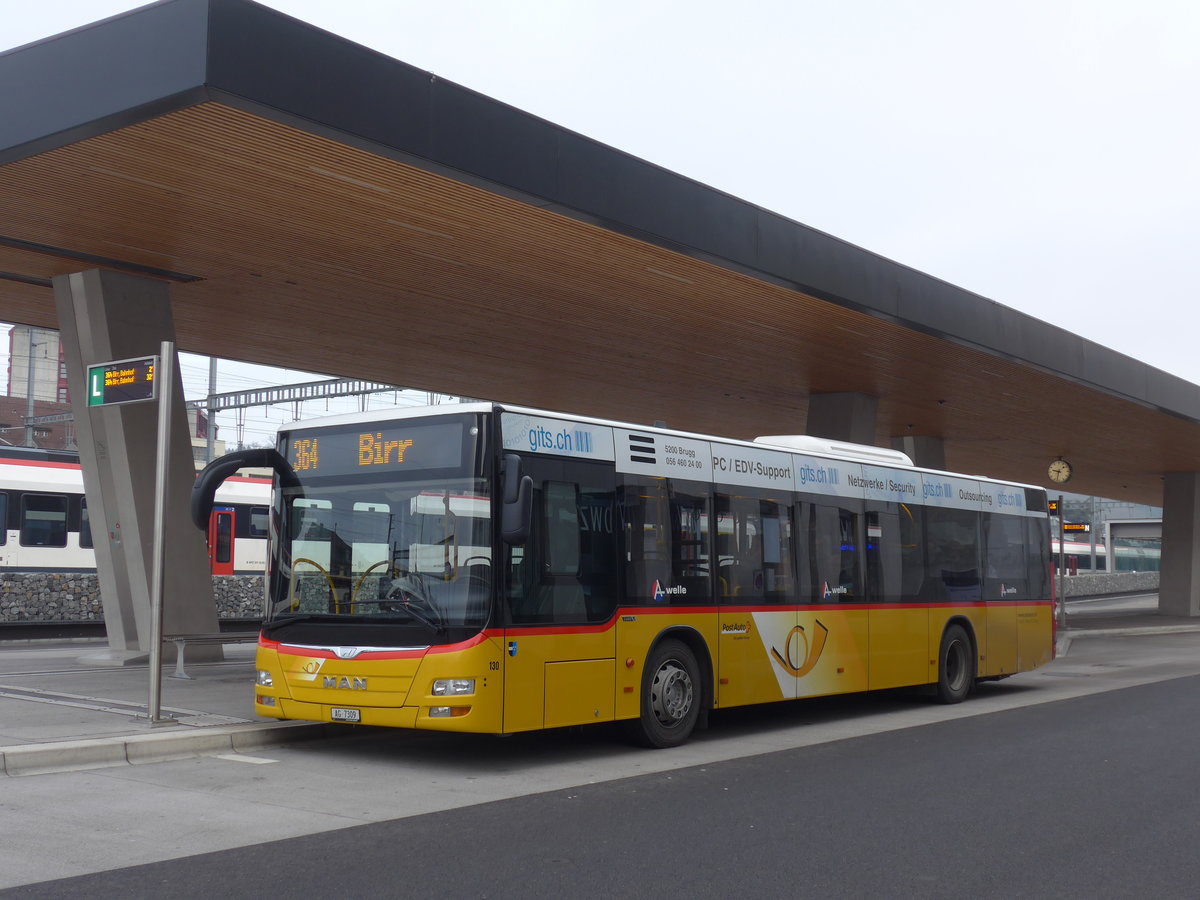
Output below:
[164,632,260,679]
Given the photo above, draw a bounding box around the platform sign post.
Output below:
[1057,495,1066,631]
[85,348,175,725]
[147,343,177,725]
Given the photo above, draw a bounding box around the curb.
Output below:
[0,720,344,777]
[1057,622,1200,657]
[1064,624,1200,638]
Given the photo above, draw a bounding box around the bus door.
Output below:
[208,506,235,575]
[717,491,799,706]
[503,457,617,733]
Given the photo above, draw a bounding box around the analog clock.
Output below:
[1048,457,1073,484]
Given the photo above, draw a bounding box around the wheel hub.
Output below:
[650,660,693,726]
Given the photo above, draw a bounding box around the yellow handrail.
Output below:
[289,558,337,612]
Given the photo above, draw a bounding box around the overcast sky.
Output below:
[4,0,1200,446]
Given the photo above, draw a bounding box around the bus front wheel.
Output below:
[936,624,974,704]
[627,639,702,748]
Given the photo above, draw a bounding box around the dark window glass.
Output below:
[248,506,269,538]
[798,500,862,603]
[20,493,68,547]
[620,476,712,606]
[1026,517,1051,600]
[215,513,233,563]
[899,502,925,601]
[80,500,93,549]
[716,491,793,604]
[984,514,1028,600]
[507,459,617,625]
[925,507,981,602]
[865,502,925,603]
[865,506,903,603]
[0,494,7,546]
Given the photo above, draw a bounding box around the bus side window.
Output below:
[0,493,7,546]
[1026,517,1051,600]
[620,476,712,605]
[508,459,617,625]
[899,503,924,601]
[865,507,902,603]
[983,513,1027,599]
[925,507,981,602]
[802,501,862,602]
[716,491,791,603]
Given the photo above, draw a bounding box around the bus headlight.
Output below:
[256,670,274,687]
[432,678,475,696]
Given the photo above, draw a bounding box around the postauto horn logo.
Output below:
[770,620,829,678]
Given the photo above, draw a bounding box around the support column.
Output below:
[1160,472,1200,617]
[54,269,222,663]
[889,435,946,470]
[806,392,878,445]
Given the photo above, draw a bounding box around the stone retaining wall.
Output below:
[0,569,1161,623]
[1060,570,1159,598]
[0,572,265,623]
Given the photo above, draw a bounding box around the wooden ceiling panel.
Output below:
[0,101,1193,506]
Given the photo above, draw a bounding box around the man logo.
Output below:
[323,676,367,690]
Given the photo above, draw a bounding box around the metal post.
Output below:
[1057,494,1066,631]
[24,329,39,447]
[206,356,217,464]
[1089,495,1098,572]
[148,341,176,726]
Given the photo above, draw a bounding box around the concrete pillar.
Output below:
[1160,472,1200,617]
[53,269,222,663]
[806,392,878,445]
[890,435,946,470]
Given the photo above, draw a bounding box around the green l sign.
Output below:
[86,355,158,406]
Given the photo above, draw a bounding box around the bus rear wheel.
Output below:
[627,639,701,748]
[936,624,974,704]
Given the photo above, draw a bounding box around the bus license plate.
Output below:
[330,707,361,723]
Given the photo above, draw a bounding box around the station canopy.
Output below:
[2,0,1198,507]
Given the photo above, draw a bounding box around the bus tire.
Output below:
[627,639,701,748]
[936,624,974,704]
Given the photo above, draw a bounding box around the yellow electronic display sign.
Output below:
[86,356,157,406]
[284,421,466,478]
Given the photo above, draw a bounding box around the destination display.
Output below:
[86,355,157,406]
[284,421,465,478]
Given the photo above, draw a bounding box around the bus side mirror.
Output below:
[191,448,293,530]
[501,453,533,545]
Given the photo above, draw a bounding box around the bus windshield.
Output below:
[267,413,493,640]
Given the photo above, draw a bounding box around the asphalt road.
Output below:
[6,669,1200,899]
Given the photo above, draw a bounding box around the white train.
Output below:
[0,445,269,575]
[1052,538,1161,573]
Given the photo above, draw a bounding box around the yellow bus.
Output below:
[192,403,1055,747]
